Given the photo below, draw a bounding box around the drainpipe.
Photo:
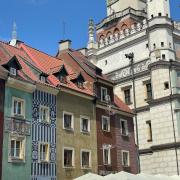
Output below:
[125,53,140,173]
[169,60,179,175]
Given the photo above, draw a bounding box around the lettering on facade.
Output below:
[109,60,151,81]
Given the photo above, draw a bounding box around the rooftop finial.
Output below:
[12,22,17,40]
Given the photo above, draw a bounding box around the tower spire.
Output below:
[10,22,18,46]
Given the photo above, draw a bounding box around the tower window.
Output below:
[162,54,166,60]
[105,60,108,65]
[146,120,152,142]
[153,43,156,49]
[158,13,162,16]
[151,14,154,18]
[161,42,164,47]
[169,43,172,48]
[164,82,169,90]
[146,44,149,48]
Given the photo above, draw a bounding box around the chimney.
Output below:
[59,40,71,51]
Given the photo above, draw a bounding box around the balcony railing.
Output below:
[4,116,31,136]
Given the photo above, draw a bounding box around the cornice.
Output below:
[6,77,36,93]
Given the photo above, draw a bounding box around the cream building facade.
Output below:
[87,0,180,176]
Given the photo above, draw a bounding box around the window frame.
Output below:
[39,105,50,123]
[10,67,17,76]
[8,135,26,163]
[103,145,111,165]
[146,120,153,142]
[63,111,74,131]
[122,150,130,167]
[101,87,108,102]
[12,97,25,118]
[63,147,75,168]
[102,116,110,132]
[38,142,50,163]
[80,116,90,133]
[120,119,129,136]
[80,149,91,169]
[124,89,131,105]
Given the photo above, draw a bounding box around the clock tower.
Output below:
[106,0,147,16]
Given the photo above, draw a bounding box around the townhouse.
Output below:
[57,40,138,175]
[0,42,36,180]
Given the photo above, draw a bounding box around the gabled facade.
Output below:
[57,41,138,175]
[88,0,180,176]
[0,44,36,180]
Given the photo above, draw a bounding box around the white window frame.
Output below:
[10,67,17,76]
[102,116,110,132]
[120,119,128,136]
[12,97,25,118]
[38,142,50,163]
[101,87,108,102]
[122,150,130,167]
[8,135,26,163]
[63,111,74,130]
[80,116,90,133]
[103,144,111,165]
[80,149,91,169]
[39,105,50,123]
[63,147,75,168]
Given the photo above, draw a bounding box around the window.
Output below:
[122,151,130,167]
[81,150,91,169]
[39,106,49,123]
[40,76,46,83]
[101,87,108,101]
[64,148,74,168]
[120,119,128,136]
[10,67,17,76]
[146,83,152,99]
[124,89,131,104]
[103,145,111,165]
[162,54,166,60]
[161,42,164,47]
[153,43,156,49]
[80,116,90,133]
[151,14,154,18]
[102,116,110,132]
[164,82,169,90]
[12,97,25,118]
[77,81,84,89]
[146,121,152,142]
[39,143,49,162]
[158,13,162,16]
[105,60,108,65]
[63,112,74,130]
[146,44,149,48]
[9,136,25,162]
[59,76,67,84]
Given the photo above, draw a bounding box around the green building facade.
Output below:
[2,78,35,180]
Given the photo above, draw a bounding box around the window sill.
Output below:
[103,164,112,167]
[81,131,90,135]
[8,158,25,163]
[144,98,152,102]
[102,130,111,133]
[81,166,91,170]
[147,139,153,142]
[64,166,75,170]
[13,115,25,120]
[64,128,74,132]
[39,160,49,164]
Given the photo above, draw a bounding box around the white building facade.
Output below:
[87,0,180,176]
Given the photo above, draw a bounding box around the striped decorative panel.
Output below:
[31,90,57,180]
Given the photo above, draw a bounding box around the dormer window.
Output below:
[77,81,84,89]
[10,67,17,76]
[40,75,46,83]
[59,75,67,84]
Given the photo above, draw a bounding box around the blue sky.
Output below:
[0,0,179,55]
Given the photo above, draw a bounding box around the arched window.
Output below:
[106,31,112,42]
[121,24,128,31]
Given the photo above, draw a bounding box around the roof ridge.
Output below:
[23,43,63,61]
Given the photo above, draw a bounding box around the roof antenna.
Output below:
[62,20,66,40]
[10,22,17,46]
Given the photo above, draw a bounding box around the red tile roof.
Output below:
[114,95,133,113]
